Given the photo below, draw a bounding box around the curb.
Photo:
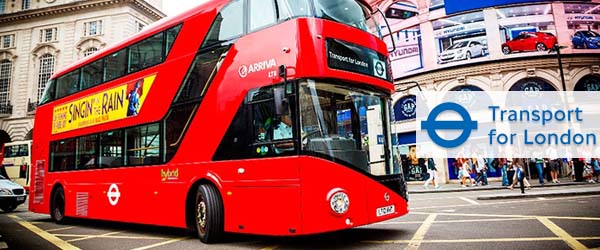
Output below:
[477,189,600,200]
[408,182,591,194]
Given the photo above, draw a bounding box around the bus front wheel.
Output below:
[195,184,224,243]
[51,186,66,224]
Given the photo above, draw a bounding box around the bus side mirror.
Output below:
[274,87,289,116]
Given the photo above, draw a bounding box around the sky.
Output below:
[163,0,207,16]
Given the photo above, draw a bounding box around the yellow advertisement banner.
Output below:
[52,74,156,134]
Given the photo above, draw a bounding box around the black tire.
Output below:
[502,46,511,55]
[466,51,472,60]
[536,43,547,51]
[195,184,224,243]
[50,186,67,224]
[1,204,15,213]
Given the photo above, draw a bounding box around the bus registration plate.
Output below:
[376,205,395,217]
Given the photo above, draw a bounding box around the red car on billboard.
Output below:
[501,32,557,54]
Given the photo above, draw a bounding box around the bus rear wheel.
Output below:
[195,184,224,243]
[51,186,66,224]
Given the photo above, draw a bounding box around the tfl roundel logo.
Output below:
[421,102,477,148]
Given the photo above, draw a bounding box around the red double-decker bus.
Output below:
[29,0,408,243]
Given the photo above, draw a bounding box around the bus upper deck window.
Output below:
[276,0,311,21]
[250,0,276,31]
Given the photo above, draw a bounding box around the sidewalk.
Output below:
[477,185,600,200]
[409,177,592,194]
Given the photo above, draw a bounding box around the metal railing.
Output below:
[27,99,37,112]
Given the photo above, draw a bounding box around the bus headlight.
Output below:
[328,190,349,215]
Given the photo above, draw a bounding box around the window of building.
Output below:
[0,0,5,14]
[84,47,98,57]
[497,4,556,55]
[0,60,12,108]
[84,20,102,36]
[37,54,55,101]
[1,34,15,48]
[135,20,146,32]
[40,28,58,43]
[250,0,276,31]
[202,0,245,47]
[22,0,30,10]
[433,11,488,65]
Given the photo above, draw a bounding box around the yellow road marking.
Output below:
[575,237,600,240]
[537,217,587,250]
[405,213,437,250]
[53,234,168,240]
[259,246,280,250]
[8,215,80,250]
[66,231,125,243]
[129,236,190,250]
[46,226,76,233]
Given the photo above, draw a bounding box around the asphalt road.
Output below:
[1,185,599,250]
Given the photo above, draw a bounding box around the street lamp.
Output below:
[549,44,569,91]
[395,81,423,92]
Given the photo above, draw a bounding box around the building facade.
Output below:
[377,0,600,182]
[0,0,164,143]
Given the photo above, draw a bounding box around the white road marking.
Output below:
[459,197,480,205]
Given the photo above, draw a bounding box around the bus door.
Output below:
[220,84,302,235]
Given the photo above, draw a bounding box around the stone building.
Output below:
[373,0,600,182]
[0,0,164,143]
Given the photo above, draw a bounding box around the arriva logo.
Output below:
[421,102,478,148]
[239,59,277,78]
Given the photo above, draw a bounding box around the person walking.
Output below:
[423,157,441,189]
[510,159,531,194]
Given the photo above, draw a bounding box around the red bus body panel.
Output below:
[29,2,406,236]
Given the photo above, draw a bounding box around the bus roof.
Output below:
[51,0,229,79]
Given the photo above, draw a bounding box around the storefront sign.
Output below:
[52,74,156,134]
[394,95,417,121]
[566,14,600,22]
[327,38,390,81]
[434,22,485,38]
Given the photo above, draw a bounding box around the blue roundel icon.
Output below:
[421,102,478,148]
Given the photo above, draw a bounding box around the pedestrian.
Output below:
[510,159,531,193]
[500,158,509,186]
[460,159,474,187]
[534,158,545,186]
[423,157,441,189]
[593,158,600,183]
[584,162,595,183]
